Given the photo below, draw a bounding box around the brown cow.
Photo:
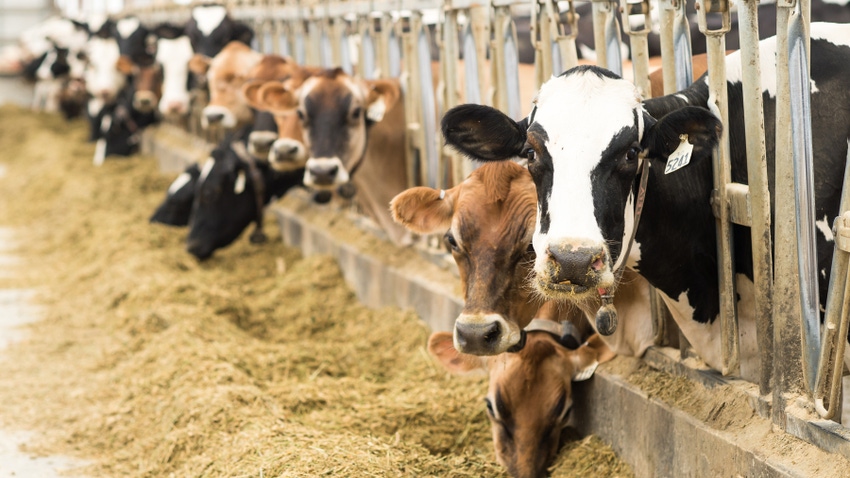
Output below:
[391,161,655,357]
[192,41,263,129]
[251,68,410,244]
[429,327,614,478]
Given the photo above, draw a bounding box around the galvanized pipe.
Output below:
[737,0,774,398]
[672,0,693,91]
[591,0,610,69]
[620,0,651,99]
[697,0,739,377]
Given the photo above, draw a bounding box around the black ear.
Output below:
[441,104,527,162]
[233,22,255,47]
[641,106,722,161]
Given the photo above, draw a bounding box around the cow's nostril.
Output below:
[455,320,503,354]
[547,244,605,286]
[287,146,299,155]
[206,113,224,123]
[483,322,501,345]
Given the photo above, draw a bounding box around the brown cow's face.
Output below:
[132,63,163,114]
[391,162,539,355]
[202,41,262,129]
[428,331,612,478]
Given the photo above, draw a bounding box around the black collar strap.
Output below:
[230,141,268,244]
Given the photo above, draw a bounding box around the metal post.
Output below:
[738,0,774,399]
[532,0,555,87]
[697,0,739,377]
[657,0,677,96]
[620,0,651,99]
[591,0,610,69]
[772,0,805,427]
[440,7,467,186]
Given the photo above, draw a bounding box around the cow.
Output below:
[195,41,263,129]
[149,110,279,227]
[152,23,195,118]
[428,328,613,478]
[186,128,305,260]
[440,23,850,382]
[185,3,254,60]
[114,16,154,67]
[23,18,89,114]
[250,68,410,243]
[84,19,127,141]
[91,90,142,166]
[391,160,655,357]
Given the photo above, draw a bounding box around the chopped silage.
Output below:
[0,104,631,477]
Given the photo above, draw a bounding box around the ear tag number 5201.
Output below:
[664,134,694,175]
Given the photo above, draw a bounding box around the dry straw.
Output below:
[0,105,631,477]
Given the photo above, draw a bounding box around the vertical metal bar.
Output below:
[815,152,850,419]
[672,0,693,90]
[533,0,555,86]
[620,0,651,99]
[738,0,774,399]
[772,0,805,427]
[555,0,580,73]
[697,1,739,377]
[657,0,677,100]
[591,0,609,69]
[462,21,482,104]
[603,1,622,76]
[788,10,820,393]
[469,5,491,104]
[441,7,468,186]
[403,13,424,188]
[359,16,376,78]
[416,16,438,189]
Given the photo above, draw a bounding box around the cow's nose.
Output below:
[167,101,185,114]
[206,113,224,124]
[546,244,606,286]
[255,137,275,149]
[186,240,214,261]
[454,321,501,354]
[310,165,338,185]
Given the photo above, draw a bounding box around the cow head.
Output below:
[253,68,401,194]
[186,4,254,59]
[429,330,613,478]
[153,23,193,117]
[115,16,153,67]
[150,163,201,227]
[442,66,721,302]
[200,41,262,129]
[247,110,279,161]
[84,35,126,107]
[391,162,539,355]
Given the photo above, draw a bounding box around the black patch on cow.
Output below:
[150,163,201,226]
[442,104,527,162]
[557,64,622,81]
[526,124,553,235]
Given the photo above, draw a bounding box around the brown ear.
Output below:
[566,333,615,382]
[258,82,298,114]
[188,53,211,76]
[115,55,136,75]
[427,332,486,375]
[390,186,457,235]
[363,79,401,122]
[242,79,268,110]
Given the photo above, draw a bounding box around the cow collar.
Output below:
[523,318,582,351]
[596,154,651,336]
[230,141,268,244]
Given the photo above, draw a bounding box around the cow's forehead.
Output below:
[156,36,193,62]
[532,72,642,152]
[193,5,228,36]
[300,75,362,108]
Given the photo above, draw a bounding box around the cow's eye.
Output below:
[524,147,536,163]
[525,242,535,256]
[444,232,459,251]
[626,145,641,161]
[351,107,362,120]
[296,110,306,121]
[484,397,495,417]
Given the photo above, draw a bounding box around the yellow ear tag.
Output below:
[664,134,694,175]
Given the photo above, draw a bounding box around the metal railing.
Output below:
[124,0,850,452]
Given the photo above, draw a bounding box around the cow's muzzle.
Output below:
[304,157,349,189]
[248,131,277,160]
[133,91,158,113]
[536,242,614,299]
[269,138,307,170]
[453,313,523,355]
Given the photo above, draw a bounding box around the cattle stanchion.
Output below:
[490,2,522,120]
[620,0,651,99]
[697,0,740,377]
[737,0,774,400]
[672,0,693,91]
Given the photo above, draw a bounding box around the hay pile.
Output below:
[0,105,631,477]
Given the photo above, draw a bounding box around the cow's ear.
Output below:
[428,332,487,375]
[233,22,255,47]
[258,82,298,113]
[188,53,211,76]
[442,104,527,162]
[390,186,458,234]
[116,55,137,75]
[362,79,401,123]
[565,333,615,382]
[242,80,266,110]
[642,106,722,164]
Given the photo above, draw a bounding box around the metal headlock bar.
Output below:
[697,0,739,377]
[125,0,850,440]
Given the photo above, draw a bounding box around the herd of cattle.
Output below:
[9,2,850,477]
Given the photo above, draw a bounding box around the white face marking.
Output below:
[84,38,125,100]
[816,214,835,242]
[87,14,108,34]
[234,170,246,194]
[530,72,642,274]
[93,139,106,166]
[156,36,193,115]
[193,5,228,36]
[116,17,141,39]
[199,157,215,182]
[168,172,193,195]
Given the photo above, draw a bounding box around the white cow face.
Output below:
[156,36,193,116]
[84,37,125,103]
[441,66,721,302]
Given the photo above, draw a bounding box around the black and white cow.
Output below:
[149,110,279,227]
[185,4,254,60]
[442,23,850,382]
[186,126,304,261]
[114,16,154,67]
[152,23,195,117]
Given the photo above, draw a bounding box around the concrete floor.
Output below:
[0,165,86,477]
